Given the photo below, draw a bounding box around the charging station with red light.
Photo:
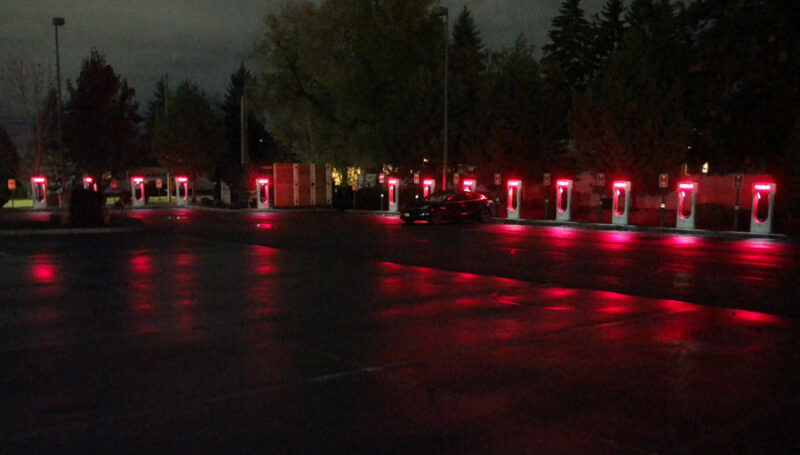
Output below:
[175,176,189,206]
[387,177,399,212]
[507,180,522,220]
[131,176,146,207]
[422,178,435,198]
[676,182,698,229]
[750,183,776,234]
[31,176,47,209]
[612,181,631,225]
[555,179,573,221]
[462,179,475,192]
[256,177,270,209]
[83,176,98,192]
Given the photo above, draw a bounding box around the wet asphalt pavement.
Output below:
[1,208,799,453]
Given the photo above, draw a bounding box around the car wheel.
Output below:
[478,207,491,223]
[430,211,443,224]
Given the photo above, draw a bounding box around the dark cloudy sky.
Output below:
[2,0,606,120]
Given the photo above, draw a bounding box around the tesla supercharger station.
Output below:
[131,176,146,207]
[387,177,399,212]
[507,180,522,220]
[422,178,435,198]
[750,183,776,234]
[83,176,98,192]
[612,181,631,225]
[555,179,573,221]
[676,182,698,230]
[462,179,475,192]
[31,176,47,209]
[175,176,189,206]
[256,177,270,209]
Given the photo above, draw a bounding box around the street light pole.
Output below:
[52,17,65,202]
[432,6,448,191]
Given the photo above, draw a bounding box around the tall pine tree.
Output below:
[543,0,593,91]
[593,0,626,67]
[449,6,486,167]
[64,50,140,181]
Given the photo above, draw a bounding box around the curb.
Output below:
[347,210,789,240]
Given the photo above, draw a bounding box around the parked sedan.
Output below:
[400,191,494,224]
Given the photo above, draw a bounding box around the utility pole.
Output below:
[52,17,65,204]
[165,73,171,201]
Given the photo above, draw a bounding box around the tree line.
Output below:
[256,0,799,201]
[1,54,285,199]
[2,0,798,211]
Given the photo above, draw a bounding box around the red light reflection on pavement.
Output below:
[729,309,783,325]
[31,255,58,284]
[130,254,152,274]
[666,235,701,248]
[128,252,156,326]
[598,231,636,251]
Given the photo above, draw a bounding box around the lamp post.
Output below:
[432,6,448,191]
[52,17,65,202]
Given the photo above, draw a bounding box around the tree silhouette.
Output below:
[64,50,140,181]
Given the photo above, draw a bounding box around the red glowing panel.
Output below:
[176,176,188,183]
[507,180,521,187]
[613,181,627,188]
[753,183,772,191]
[423,178,434,185]
[556,179,570,186]
[32,176,46,183]
[378,173,385,183]
[84,176,93,183]
[132,176,144,183]
[256,178,269,185]
[463,179,475,186]
[678,182,696,190]
[387,178,398,185]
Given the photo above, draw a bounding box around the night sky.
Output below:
[2,0,605,123]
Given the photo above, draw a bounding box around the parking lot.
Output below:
[1,209,799,453]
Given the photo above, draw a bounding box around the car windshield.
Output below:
[424,191,455,203]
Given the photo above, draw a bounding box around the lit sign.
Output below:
[423,178,434,186]
[387,178,398,185]
[613,181,627,189]
[132,176,144,184]
[176,176,188,183]
[32,176,46,183]
[556,179,570,187]
[257,178,269,185]
[754,184,772,191]
[507,180,521,187]
[678,182,696,190]
[84,176,93,183]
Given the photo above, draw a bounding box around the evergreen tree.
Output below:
[448,6,486,167]
[543,0,593,91]
[570,10,692,191]
[593,0,626,66]
[482,35,569,178]
[151,80,222,177]
[63,50,140,181]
